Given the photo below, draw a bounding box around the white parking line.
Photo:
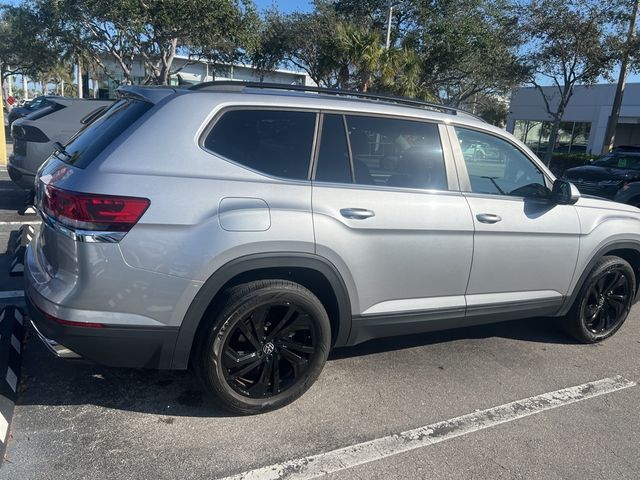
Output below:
[0,411,7,444]
[222,376,636,480]
[0,291,24,300]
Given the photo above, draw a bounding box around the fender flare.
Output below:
[170,253,352,369]
[557,240,640,316]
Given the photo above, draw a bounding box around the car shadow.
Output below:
[16,316,576,418]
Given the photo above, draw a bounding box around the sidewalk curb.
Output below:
[0,306,25,464]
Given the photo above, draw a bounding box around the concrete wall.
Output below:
[507,83,640,154]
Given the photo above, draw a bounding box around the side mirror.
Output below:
[552,179,580,205]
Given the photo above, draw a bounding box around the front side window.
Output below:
[455,126,547,198]
[204,109,317,180]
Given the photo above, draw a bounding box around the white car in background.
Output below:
[8,97,112,190]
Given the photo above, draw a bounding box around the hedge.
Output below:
[547,153,598,176]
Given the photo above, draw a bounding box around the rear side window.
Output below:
[60,99,152,168]
[314,113,447,190]
[204,109,317,180]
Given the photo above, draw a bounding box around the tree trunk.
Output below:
[543,116,562,166]
[602,0,639,153]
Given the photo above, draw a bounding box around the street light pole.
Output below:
[602,0,639,153]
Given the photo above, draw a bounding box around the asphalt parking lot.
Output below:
[0,166,638,479]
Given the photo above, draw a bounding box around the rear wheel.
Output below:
[563,256,635,343]
[196,280,331,414]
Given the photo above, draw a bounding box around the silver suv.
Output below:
[26,83,640,414]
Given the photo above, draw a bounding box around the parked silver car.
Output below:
[8,97,112,190]
[26,83,640,414]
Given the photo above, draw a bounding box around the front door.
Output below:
[450,125,581,318]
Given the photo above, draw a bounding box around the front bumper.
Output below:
[26,289,179,369]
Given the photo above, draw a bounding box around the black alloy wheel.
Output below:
[564,255,635,343]
[581,268,631,335]
[197,279,331,414]
[222,301,317,398]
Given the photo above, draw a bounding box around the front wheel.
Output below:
[563,256,635,343]
[196,280,331,414]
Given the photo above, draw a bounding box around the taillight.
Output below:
[43,184,150,232]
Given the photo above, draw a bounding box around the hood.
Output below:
[575,193,640,214]
[564,164,640,182]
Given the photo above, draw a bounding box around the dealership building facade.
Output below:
[506,83,640,156]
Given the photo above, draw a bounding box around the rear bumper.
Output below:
[7,159,35,190]
[26,289,179,369]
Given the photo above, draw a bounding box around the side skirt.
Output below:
[346,297,563,346]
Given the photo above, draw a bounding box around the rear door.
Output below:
[311,113,474,342]
[449,125,580,318]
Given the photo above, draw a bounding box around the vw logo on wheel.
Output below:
[262,342,275,355]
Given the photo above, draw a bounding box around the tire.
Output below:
[562,255,636,343]
[195,280,331,415]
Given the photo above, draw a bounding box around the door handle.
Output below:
[476,213,502,224]
[340,208,375,220]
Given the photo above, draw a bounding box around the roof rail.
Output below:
[189,81,484,121]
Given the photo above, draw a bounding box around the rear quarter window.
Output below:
[203,109,317,180]
[60,99,152,168]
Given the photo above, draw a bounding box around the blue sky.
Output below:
[254,0,312,12]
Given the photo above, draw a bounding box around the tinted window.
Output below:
[315,114,352,183]
[205,109,316,180]
[60,99,152,168]
[455,127,547,197]
[345,115,446,190]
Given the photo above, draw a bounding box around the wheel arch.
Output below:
[558,240,640,316]
[171,253,352,369]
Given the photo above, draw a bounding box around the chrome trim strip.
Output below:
[30,319,82,359]
[40,211,126,243]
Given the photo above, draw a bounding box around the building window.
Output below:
[513,120,591,155]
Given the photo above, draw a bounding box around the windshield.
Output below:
[593,154,640,170]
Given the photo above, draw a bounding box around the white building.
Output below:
[506,83,640,155]
[91,54,315,97]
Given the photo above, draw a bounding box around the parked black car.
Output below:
[7,96,66,128]
[563,151,640,205]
